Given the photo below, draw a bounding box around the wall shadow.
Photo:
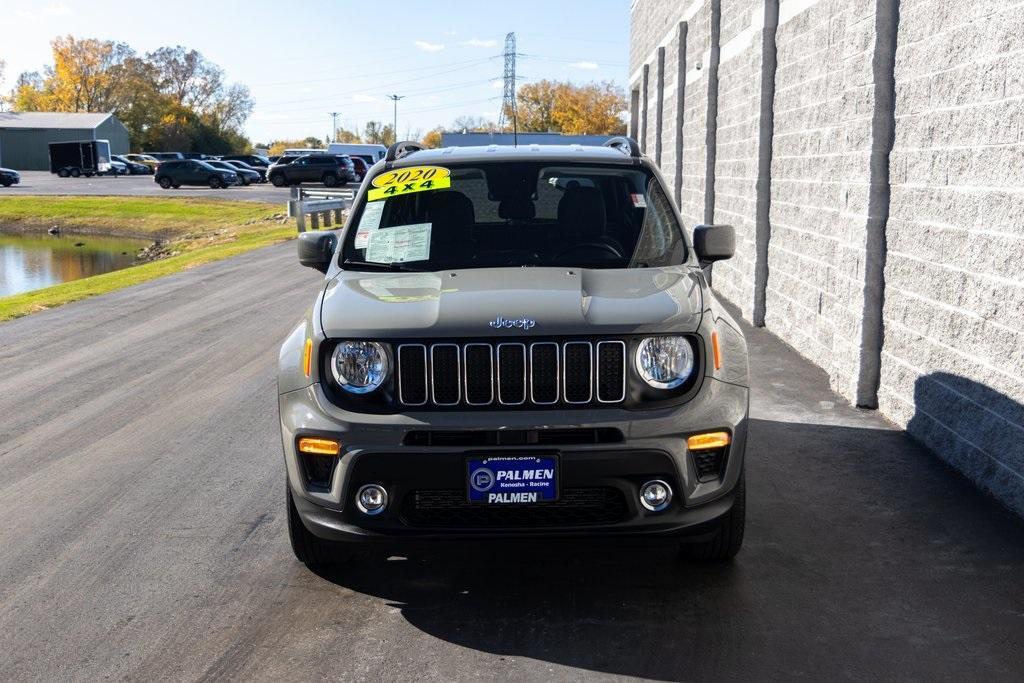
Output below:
[312,408,1024,680]
[908,372,1024,517]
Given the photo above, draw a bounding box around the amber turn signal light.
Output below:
[303,338,313,377]
[297,437,341,456]
[711,330,722,370]
[687,431,731,451]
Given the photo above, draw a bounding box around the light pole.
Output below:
[386,94,404,143]
[328,112,340,142]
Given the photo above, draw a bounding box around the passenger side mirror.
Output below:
[297,231,338,273]
[693,224,735,264]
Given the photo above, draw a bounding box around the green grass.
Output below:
[0,196,296,321]
[0,195,282,237]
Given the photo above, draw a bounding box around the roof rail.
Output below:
[603,136,642,158]
[385,140,425,163]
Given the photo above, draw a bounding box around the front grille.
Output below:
[397,340,627,408]
[403,427,624,447]
[401,487,628,528]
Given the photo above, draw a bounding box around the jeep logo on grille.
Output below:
[488,316,536,330]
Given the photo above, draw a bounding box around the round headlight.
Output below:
[635,336,695,389]
[331,341,389,393]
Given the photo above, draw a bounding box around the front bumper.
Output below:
[280,377,748,542]
[0,174,18,185]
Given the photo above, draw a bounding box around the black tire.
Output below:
[287,486,353,567]
[208,176,222,189]
[158,177,172,189]
[240,176,251,186]
[1,180,11,187]
[70,168,81,178]
[58,168,70,178]
[680,472,746,561]
[322,173,338,187]
[270,173,286,187]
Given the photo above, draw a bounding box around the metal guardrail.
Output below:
[287,186,355,232]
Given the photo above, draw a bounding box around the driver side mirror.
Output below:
[297,231,338,273]
[693,224,735,264]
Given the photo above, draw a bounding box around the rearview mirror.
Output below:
[297,231,338,273]
[693,224,735,264]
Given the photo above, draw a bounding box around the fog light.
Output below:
[640,480,673,512]
[355,484,388,515]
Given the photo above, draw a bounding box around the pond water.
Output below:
[0,231,152,297]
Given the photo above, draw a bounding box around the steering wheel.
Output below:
[555,241,623,260]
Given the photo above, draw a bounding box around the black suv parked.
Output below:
[154,160,238,189]
[268,154,352,187]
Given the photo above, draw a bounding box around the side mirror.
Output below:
[297,231,338,273]
[693,224,735,264]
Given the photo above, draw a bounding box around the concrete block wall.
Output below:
[711,0,767,320]
[766,0,880,401]
[630,0,1024,516]
[878,0,1024,513]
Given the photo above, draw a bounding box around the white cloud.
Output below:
[16,2,70,18]
[461,38,497,48]
[250,112,293,121]
[570,61,599,70]
[414,41,445,53]
[352,93,376,103]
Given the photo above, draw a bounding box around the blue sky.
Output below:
[0,0,629,143]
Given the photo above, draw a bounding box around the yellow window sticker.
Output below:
[367,166,451,202]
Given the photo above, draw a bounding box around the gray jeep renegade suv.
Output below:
[279,138,749,567]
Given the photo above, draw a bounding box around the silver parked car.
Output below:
[279,139,749,568]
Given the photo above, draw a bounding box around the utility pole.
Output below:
[386,95,404,144]
[328,112,340,142]
[498,32,518,144]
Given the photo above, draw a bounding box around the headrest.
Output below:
[426,191,475,244]
[498,197,536,220]
[557,186,606,236]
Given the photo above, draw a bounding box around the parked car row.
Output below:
[39,140,372,190]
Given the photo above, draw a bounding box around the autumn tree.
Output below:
[333,127,361,143]
[421,128,444,148]
[509,80,626,135]
[450,115,497,133]
[9,36,254,153]
[363,121,395,146]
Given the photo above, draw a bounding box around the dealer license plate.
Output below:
[466,455,559,504]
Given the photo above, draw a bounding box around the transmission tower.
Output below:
[498,32,518,142]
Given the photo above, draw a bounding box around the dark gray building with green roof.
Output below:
[0,112,130,170]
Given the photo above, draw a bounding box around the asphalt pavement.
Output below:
[0,243,1021,681]
[1,170,357,202]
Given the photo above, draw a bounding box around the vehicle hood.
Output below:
[319,267,703,338]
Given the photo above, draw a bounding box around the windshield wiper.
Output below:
[340,259,425,272]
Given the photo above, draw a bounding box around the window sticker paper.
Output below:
[354,201,385,248]
[365,223,432,263]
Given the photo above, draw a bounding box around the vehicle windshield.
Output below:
[341,162,686,271]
